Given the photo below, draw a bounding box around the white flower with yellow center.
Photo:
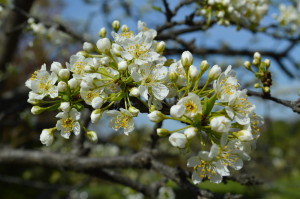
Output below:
[225,89,255,125]
[132,64,169,101]
[56,108,81,139]
[187,150,226,184]
[213,65,239,103]
[26,64,58,99]
[80,87,107,109]
[106,108,135,135]
[243,113,264,140]
[177,92,202,118]
[66,55,94,79]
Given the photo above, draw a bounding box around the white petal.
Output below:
[152,83,169,100]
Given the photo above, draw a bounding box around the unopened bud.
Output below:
[148,110,165,123]
[243,61,251,70]
[169,71,178,82]
[60,102,70,112]
[189,65,200,80]
[129,106,140,116]
[121,24,129,32]
[184,127,198,139]
[76,51,88,57]
[50,62,62,74]
[96,38,111,53]
[157,128,170,136]
[254,83,261,88]
[86,131,98,143]
[181,51,193,69]
[264,59,271,69]
[91,109,103,123]
[118,60,128,71]
[68,78,80,90]
[208,65,221,80]
[58,81,67,92]
[83,42,94,52]
[200,60,209,72]
[58,69,70,80]
[263,86,270,93]
[40,128,55,146]
[112,20,120,32]
[156,41,165,53]
[31,106,46,115]
[99,27,106,38]
[254,52,261,60]
[130,87,140,97]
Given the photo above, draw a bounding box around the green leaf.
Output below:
[152,6,163,13]
[202,93,217,117]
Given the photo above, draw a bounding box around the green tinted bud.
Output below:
[243,61,251,70]
[112,20,120,32]
[157,128,170,136]
[99,27,106,38]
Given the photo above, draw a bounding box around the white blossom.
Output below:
[56,108,81,139]
[210,116,231,133]
[106,108,135,135]
[40,128,54,146]
[169,133,187,148]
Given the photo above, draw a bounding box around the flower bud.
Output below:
[121,24,129,32]
[58,69,70,80]
[40,128,55,146]
[31,106,46,115]
[86,130,98,143]
[129,106,140,117]
[91,109,103,123]
[210,116,231,133]
[130,87,140,97]
[208,65,221,80]
[254,83,261,88]
[184,127,198,139]
[83,42,94,52]
[68,78,80,90]
[254,52,261,60]
[169,133,187,148]
[60,102,70,112]
[181,51,193,69]
[112,20,120,32]
[263,86,270,93]
[118,60,128,71]
[157,128,170,136]
[170,105,185,118]
[112,43,122,57]
[76,51,88,57]
[58,81,67,92]
[169,71,178,82]
[148,110,165,123]
[50,62,62,74]
[200,60,209,72]
[264,59,270,69]
[92,97,105,109]
[156,41,165,53]
[99,27,106,38]
[189,65,200,80]
[96,38,111,53]
[235,130,253,141]
[243,61,251,70]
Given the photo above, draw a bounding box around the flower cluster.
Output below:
[196,0,268,28]
[273,2,300,35]
[27,18,70,45]
[26,20,264,184]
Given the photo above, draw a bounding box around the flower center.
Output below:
[185,100,197,113]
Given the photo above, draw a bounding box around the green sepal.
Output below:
[202,93,217,117]
[74,103,84,111]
